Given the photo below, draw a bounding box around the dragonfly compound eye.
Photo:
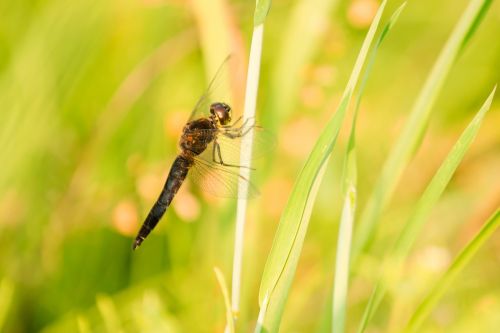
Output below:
[210,102,232,125]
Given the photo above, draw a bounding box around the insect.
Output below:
[133,59,268,250]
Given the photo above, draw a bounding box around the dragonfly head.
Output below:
[210,102,232,125]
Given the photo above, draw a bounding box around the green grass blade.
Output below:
[332,5,406,333]
[356,283,381,333]
[356,86,496,332]
[332,185,356,333]
[352,0,494,259]
[254,0,272,26]
[404,209,500,333]
[232,0,269,319]
[256,2,388,331]
[392,86,496,258]
[460,0,493,51]
[214,267,235,333]
[255,293,270,333]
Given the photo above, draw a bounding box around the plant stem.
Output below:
[231,23,264,320]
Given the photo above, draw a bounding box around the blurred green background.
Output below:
[0,0,499,332]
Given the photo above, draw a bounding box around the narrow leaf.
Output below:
[393,86,496,258]
[332,185,356,333]
[254,293,270,333]
[357,86,496,332]
[332,5,406,333]
[356,283,381,333]
[254,0,272,26]
[214,267,235,333]
[352,0,494,260]
[404,209,500,333]
[256,2,388,331]
[232,1,267,317]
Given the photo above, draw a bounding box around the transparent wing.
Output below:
[189,157,259,198]
[189,56,232,122]
[183,119,276,166]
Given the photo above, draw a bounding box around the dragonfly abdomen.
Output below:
[133,155,193,250]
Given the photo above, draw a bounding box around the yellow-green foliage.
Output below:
[0,0,498,332]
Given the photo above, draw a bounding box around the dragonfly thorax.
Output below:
[179,118,217,156]
[210,102,231,126]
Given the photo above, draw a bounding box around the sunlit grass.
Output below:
[352,0,494,261]
[0,0,498,332]
[404,209,500,332]
[214,267,235,333]
[231,0,271,325]
[257,2,388,331]
[332,4,406,333]
[357,86,496,333]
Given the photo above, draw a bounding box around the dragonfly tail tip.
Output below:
[132,237,143,251]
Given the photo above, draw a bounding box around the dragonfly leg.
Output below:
[236,118,251,131]
[222,116,242,128]
[222,119,250,138]
[240,124,261,136]
[213,141,255,170]
[212,141,219,164]
[223,122,260,139]
[223,117,252,131]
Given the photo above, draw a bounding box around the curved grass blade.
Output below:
[332,5,406,333]
[256,2,388,331]
[214,267,235,333]
[404,208,500,333]
[391,86,495,259]
[357,86,496,333]
[352,0,494,260]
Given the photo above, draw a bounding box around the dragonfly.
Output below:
[133,59,269,250]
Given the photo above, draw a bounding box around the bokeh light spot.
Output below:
[112,200,138,236]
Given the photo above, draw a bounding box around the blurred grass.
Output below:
[332,5,406,333]
[231,0,270,323]
[0,278,14,331]
[357,86,496,333]
[405,209,500,333]
[352,0,494,261]
[257,2,387,331]
[265,0,340,127]
[214,267,234,333]
[0,0,498,332]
